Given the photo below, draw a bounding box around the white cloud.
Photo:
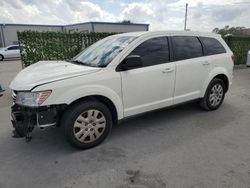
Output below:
[0,0,249,32]
[120,1,184,30]
[122,2,155,22]
[0,9,15,23]
[0,0,117,25]
[121,0,250,31]
[71,1,116,22]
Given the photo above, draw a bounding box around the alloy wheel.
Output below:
[209,83,223,107]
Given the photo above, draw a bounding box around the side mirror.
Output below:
[121,55,143,70]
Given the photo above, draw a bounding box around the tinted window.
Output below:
[172,36,203,61]
[7,46,19,50]
[200,37,226,55]
[130,37,169,67]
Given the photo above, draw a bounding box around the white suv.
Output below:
[10,31,234,149]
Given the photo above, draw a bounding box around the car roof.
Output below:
[114,30,221,38]
[6,44,25,48]
[6,45,19,47]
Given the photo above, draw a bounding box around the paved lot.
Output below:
[0,60,250,188]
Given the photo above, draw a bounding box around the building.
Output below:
[0,24,62,47]
[0,22,149,47]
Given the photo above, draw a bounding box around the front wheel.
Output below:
[0,55,4,61]
[61,101,113,149]
[200,78,226,111]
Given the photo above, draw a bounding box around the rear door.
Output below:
[171,36,210,104]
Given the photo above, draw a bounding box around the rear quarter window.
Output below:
[199,37,226,55]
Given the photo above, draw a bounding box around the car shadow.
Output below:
[1,58,21,62]
[0,100,238,188]
[11,100,236,155]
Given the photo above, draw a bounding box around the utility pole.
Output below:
[184,3,188,30]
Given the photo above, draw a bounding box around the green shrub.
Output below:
[224,36,250,65]
[17,31,116,67]
[18,31,250,66]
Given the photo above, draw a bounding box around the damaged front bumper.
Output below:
[11,104,65,139]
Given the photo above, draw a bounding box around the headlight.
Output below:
[15,90,52,107]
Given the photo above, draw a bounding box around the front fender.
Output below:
[35,84,124,120]
[200,67,230,98]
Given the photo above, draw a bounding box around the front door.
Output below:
[5,46,20,58]
[119,37,176,117]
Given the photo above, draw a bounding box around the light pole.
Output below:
[184,3,188,30]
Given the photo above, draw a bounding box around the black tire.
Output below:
[0,54,4,61]
[200,78,226,111]
[61,100,113,149]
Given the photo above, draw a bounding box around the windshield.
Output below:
[72,35,136,67]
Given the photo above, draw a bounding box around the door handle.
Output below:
[162,68,174,73]
[202,61,210,65]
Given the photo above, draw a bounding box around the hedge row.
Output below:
[18,31,250,67]
[224,36,250,65]
[17,31,116,67]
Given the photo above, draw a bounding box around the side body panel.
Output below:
[116,35,176,117]
[4,48,20,58]
[121,62,175,117]
[173,56,211,104]
[33,69,124,120]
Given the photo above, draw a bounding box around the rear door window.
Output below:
[172,36,203,61]
[199,37,226,55]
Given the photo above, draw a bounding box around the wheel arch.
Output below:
[213,74,229,92]
[69,95,119,125]
[201,68,230,97]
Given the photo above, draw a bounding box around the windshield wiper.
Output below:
[69,60,92,67]
[67,60,105,68]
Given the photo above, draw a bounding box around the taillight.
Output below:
[231,54,236,63]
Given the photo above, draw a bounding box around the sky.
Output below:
[0,0,250,32]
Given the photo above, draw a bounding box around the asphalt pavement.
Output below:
[0,60,250,188]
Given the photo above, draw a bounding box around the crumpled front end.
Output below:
[11,90,65,140]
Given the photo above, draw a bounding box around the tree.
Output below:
[120,20,132,24]
[212,25,247,36]
[212,28,219,33]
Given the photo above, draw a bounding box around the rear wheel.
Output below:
[200,78,226,111]
[61,100,112,149]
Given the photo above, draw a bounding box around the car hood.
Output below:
[10,60,101,91]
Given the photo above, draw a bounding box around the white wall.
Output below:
[1,25,62,46]
[63,23,92,33]
[93,23,148,33]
